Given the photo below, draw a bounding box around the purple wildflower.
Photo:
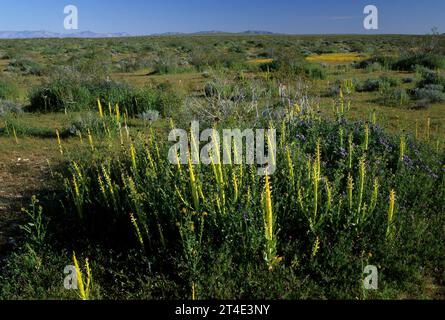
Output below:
[296,134,306,141]
[403,155,414,168]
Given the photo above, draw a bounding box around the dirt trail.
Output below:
[0,147,52,258]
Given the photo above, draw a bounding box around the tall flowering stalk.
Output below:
[312,139,321,221]
[87,129,94,152]
[188,155,199,212]
[97,99,104,118]
[369,178,379,214]
[12,126,19,144]
[115,104,121,124]
[286,147,295,189]
[339,127,344,149]
[263,175,281,271]
[264,175,273,242]
[130,213,144,248]
[73,252,92,300]
[357,157,366,222]
[347,173,354,213]
[364,123,369,152]
[130,143,137,172]
[56,129,63,155]
[386,190,396,240]
[399,135,406,162]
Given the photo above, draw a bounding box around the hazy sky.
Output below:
[0,0,443,35]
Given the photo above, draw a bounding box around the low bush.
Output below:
[0,100,22,115]
[356,54,445,72]
[0,78,20,100]
[414,86,445,103]
[28,76,183,117]
[7,57,44,76]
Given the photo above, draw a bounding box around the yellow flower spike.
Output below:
[347,173,354,212]
[56,129,63,155]
[370,178,379,212]
[97,99,103,118]
[246,187,251,207]
[145,148,155,170]
[325,179,332,212]
[72,175,80,198]
[311,236,320,258]
[175,150,183,177]
[264,175,273,241]
[386,189,396,240]
[85,258,91,298]
[312,161,319,220]
[130,213,144,248]
[399,135,406,162]
[108,102,112,115]
[73,252,87,300]
[192,282,196,300]
[98,174,106,199]
[297,187,304,211]
[169,118,175,130]
[87,129,94,152]
[295,102,301,115]
[232,172,239,203]
[357,157,366,221]
[188,154,199,211]
[316,139,321,179]
[115,104,121,123]
[130,144,137,171]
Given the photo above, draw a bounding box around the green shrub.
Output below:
[392,54,445,71]
[7,58,44,75]
[416,68,445,88]
[0,100,22,115]
[304,63,327,80]
[27,74,183,117]
[356,54,445,72]
[0,78,20,100]
[356,78,380,92]
[414,86,445,103]
[355,76,400,93]
[28,77,93,112]
[379,88,411,107]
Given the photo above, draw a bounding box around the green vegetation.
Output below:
[0,33,444,300]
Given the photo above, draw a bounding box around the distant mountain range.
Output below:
[0,31,132,39]
[0,30,277,39]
